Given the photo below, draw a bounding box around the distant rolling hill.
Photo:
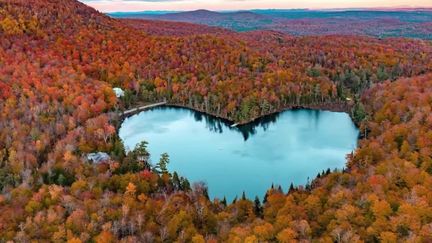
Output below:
[110,9,432,39]
[112,9,275,31]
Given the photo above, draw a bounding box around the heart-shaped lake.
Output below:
[119,106,359,201]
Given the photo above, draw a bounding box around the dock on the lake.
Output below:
[121,101,167,117]
[230,123,239,128]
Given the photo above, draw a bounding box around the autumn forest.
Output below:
[1,0,432,242]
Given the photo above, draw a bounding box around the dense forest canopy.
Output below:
[1,0,432,241]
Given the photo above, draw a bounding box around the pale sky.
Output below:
[80,0,432,12]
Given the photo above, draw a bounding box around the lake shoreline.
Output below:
[161,101,352,127]
[120,100,353,128]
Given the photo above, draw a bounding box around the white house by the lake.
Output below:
[113,87,125,98]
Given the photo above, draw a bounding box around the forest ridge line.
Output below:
[111,8,432,39]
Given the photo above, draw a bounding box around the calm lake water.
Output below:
[119,106,359,201]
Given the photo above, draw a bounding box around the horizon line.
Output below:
[103,6,432,14]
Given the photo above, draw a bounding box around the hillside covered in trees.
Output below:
[1,0,432,241]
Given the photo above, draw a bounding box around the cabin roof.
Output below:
[87,152,110,163]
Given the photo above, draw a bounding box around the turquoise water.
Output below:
[119,106,359,201]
